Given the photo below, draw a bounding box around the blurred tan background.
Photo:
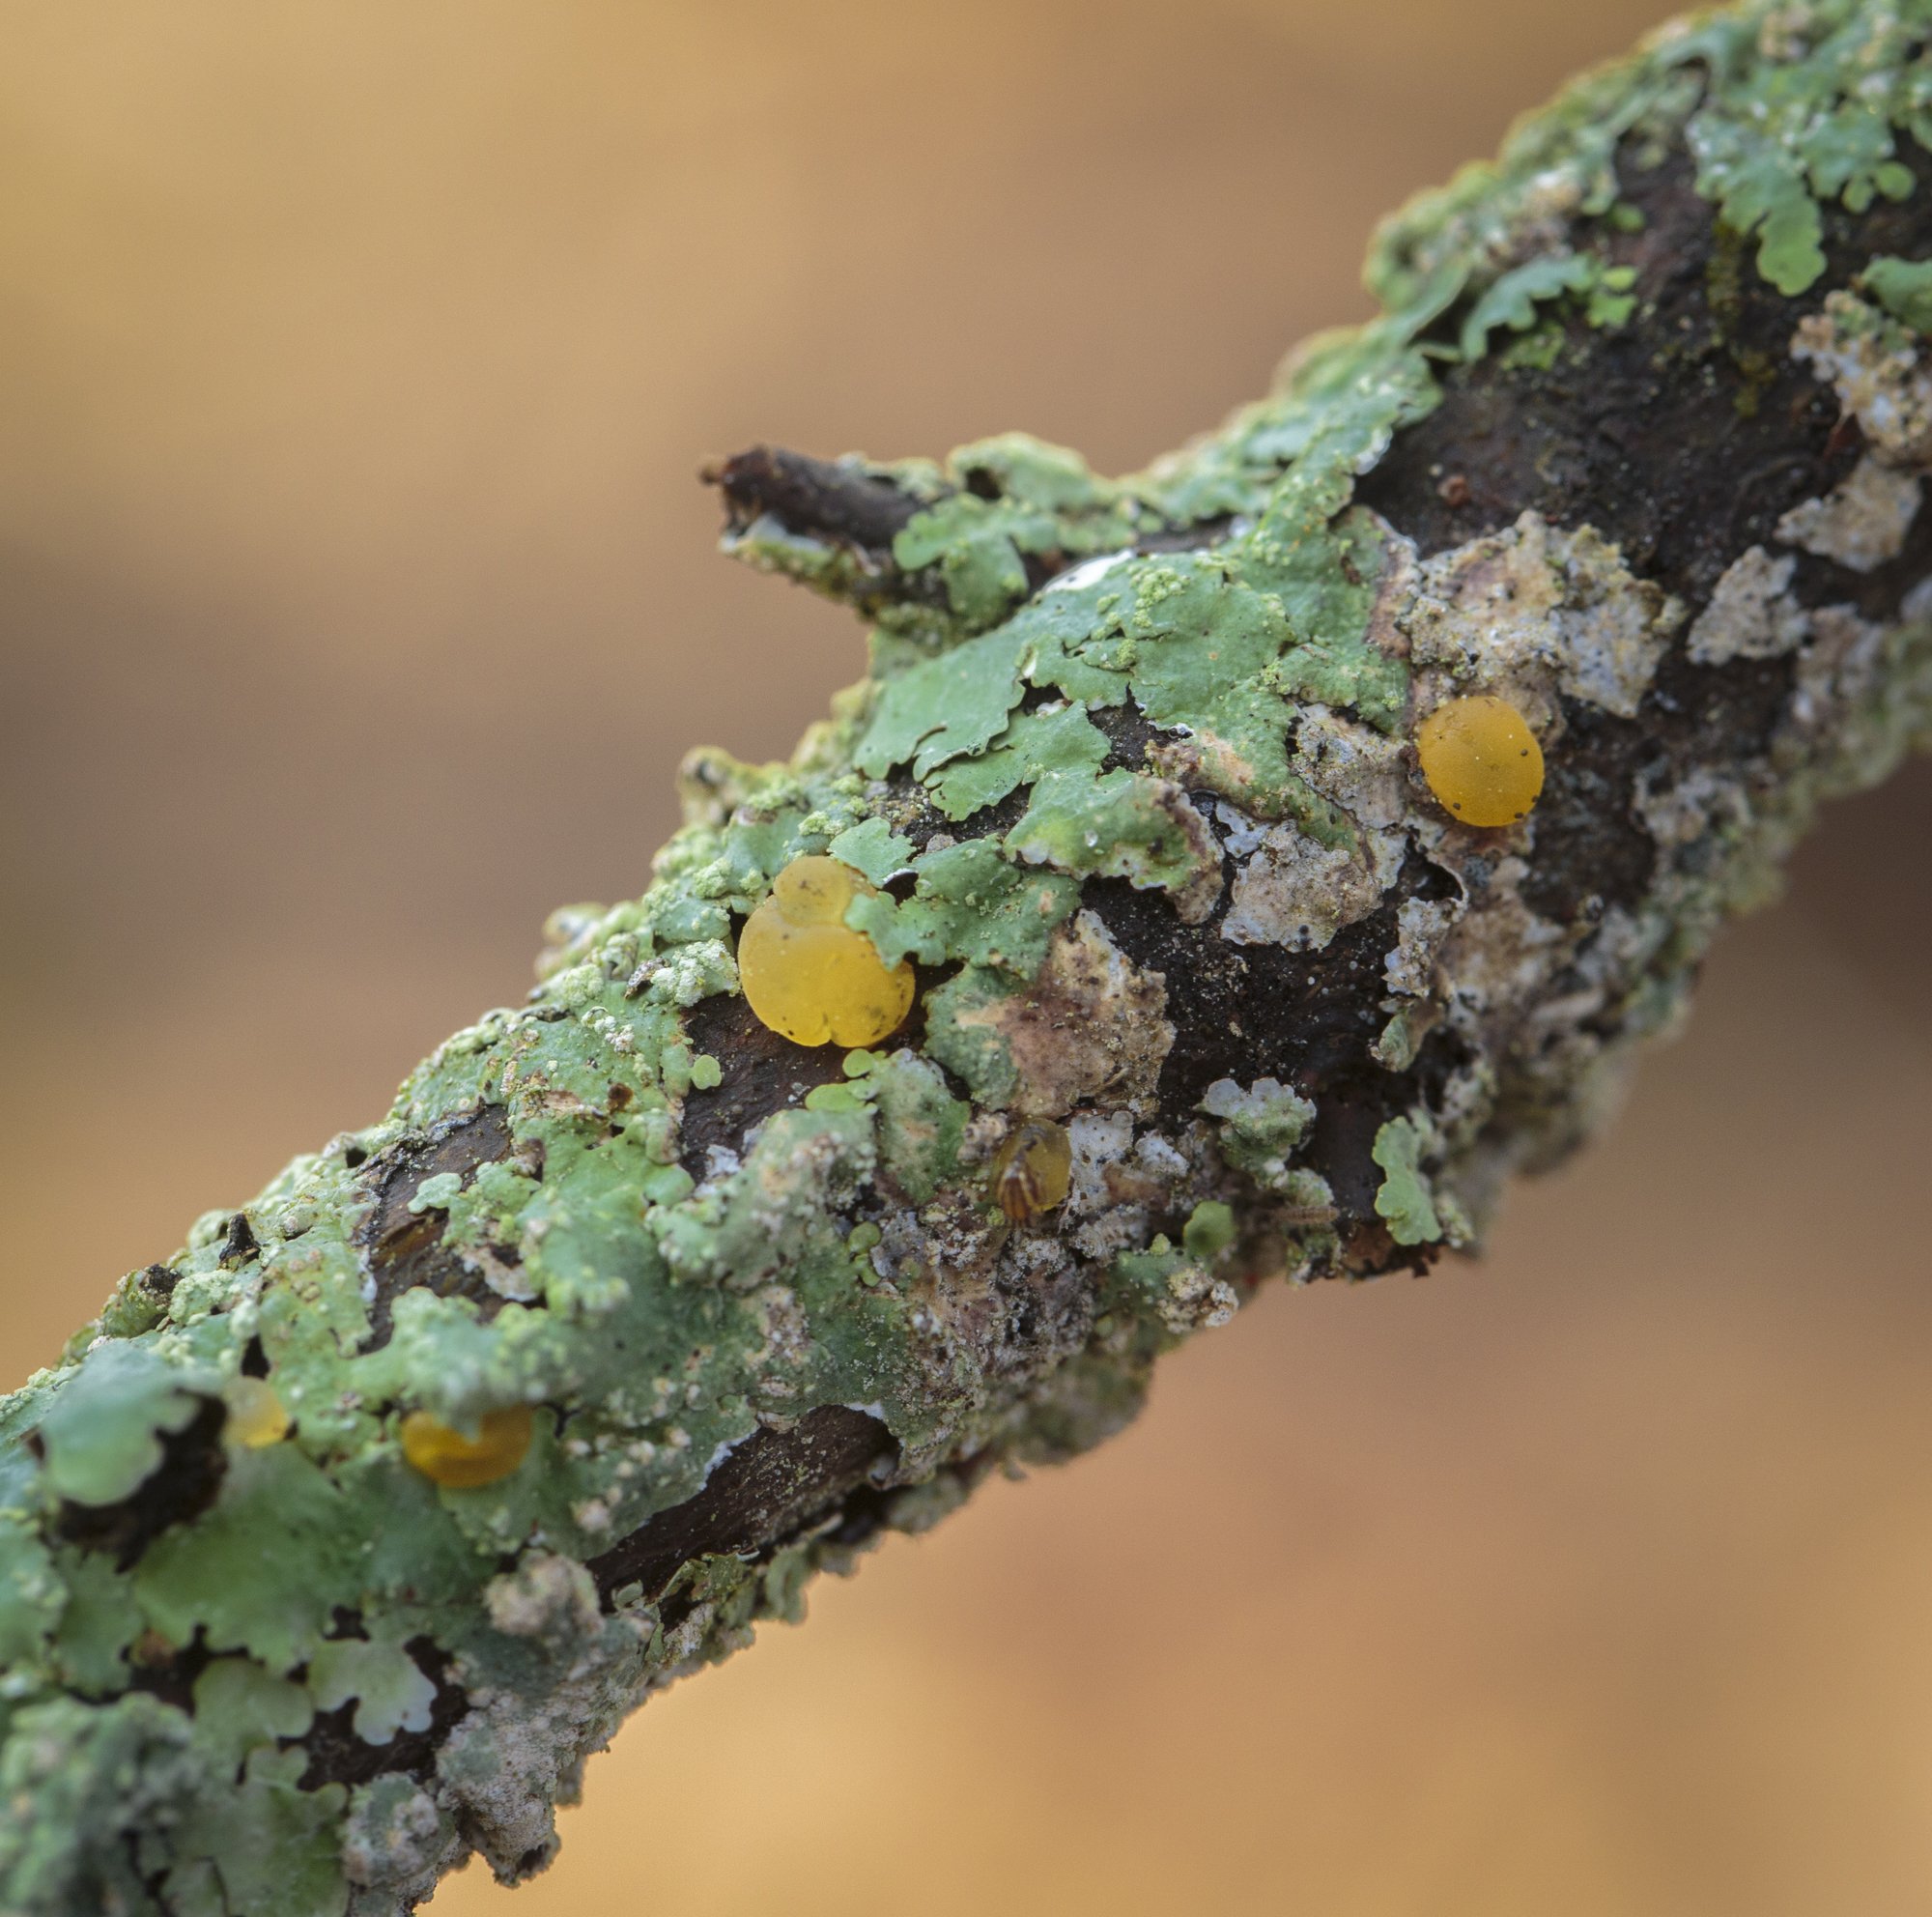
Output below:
[6,3,1932,1910]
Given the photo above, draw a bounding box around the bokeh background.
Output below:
[5,3,1932,1910]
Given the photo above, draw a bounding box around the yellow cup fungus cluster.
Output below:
[1416,694,1545,826]
[400,1404,533,1488]
[738,855,915,1048]
[990,1119,1073,1224]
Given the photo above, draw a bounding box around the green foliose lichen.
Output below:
[35,1343,214,1509]
[919,964,1028,1108]
[1200,1077,1318,1194]
[1680,5,1930,297]
[844,839,1079,979]
[1364,0,1932,317]
[1371,1117,1443,1247]
[843,1049,970,1206]
[1861,250,1932,330]
[889,436,1144,638]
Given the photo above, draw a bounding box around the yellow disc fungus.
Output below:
[990,1119,1073,1224]
[400,1404,533,1489]
[738,854,915,1048]
[1416,694,1545,826]
[223,1377,291,1448]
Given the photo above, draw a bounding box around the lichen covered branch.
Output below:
[9,3,1932,1910]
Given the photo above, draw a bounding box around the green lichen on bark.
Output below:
[11,2,1932,1910]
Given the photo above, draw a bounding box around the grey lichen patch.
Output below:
[1793,602,1894,739]
[1382,897,1462,1000]
[439,1606,655,1883]
[484,1552,603,1647]
[1219,702,1415,950]
[1403,513,1682,723]
[1434,870,1568,1039]
[1634,763,1756,849]
[1774,455,1923,571]
[1793,291,1932,468]
[1688,546,1812,663]
[341,1775,458,1908]
[1293,705,1411,828]
[1222,820,1401,953]
[1062,1113,1190,1262]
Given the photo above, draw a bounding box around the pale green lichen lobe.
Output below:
[1372,1118,1443,1248]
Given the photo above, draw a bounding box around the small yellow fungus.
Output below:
[400,1404,533,1489]
[990,1119,1073,1224]
[223,1377,291,1448]
[1416,694,1545,826]
[738,855,915,1047]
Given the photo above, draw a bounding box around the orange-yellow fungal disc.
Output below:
[400,1404,533,1488]
[738,854,915,1048]
[1416,694,1546,827]
[224,1377,291,1448]
[990,1119,1073,1224]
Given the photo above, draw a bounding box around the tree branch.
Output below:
[7,4,1932,1912]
